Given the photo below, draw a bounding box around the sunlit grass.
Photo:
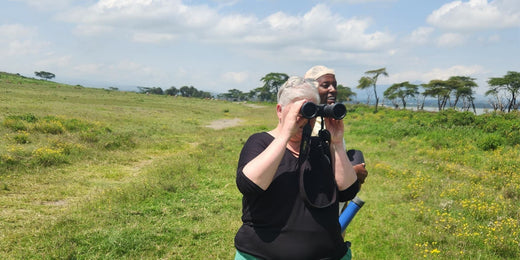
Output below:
[1,72,519,259]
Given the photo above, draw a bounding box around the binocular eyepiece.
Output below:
[300,102,346,120]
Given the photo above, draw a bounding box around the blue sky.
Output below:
[1,0,519,96]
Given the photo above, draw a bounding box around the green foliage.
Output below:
[34,71,56,80]
[1,73,519,259]
[1,113,135,169]
[32,146,68,166]
[12,131,30,144]
[256,72,289,102]
[477,133,505,151]
[336,84,356,102]
[434,109,476,127]
[487,71,520,112]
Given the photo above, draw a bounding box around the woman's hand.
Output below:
[243,99,310,190]
[278,99,309,140]
[323,117,344,144]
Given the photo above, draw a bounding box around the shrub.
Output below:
[51,141,85,156]
[100,133,136,150]
[387,122,423,139]
[1,146,29,166]
[62,118,92,132]
[1,154,18,166]
[3,118,29,131]
[428,130,453,149]
[451,111,475,126]
[477,134,505,151]
[13,131,30,144]
[33,117,65,134]
[32,147,67,166]
[504,121,520,146]
[434,109,475,127]
[9,113,38,123]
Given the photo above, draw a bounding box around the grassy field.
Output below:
[1,72,519,259]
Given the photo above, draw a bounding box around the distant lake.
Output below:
[406,106,491,115]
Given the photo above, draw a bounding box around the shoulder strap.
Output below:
[298,123,337,209]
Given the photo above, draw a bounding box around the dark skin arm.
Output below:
[353,163,368,185]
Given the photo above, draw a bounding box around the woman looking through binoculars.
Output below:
[234,76,359,259]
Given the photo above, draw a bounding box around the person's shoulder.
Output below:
[244,132,273,145]
[247,132,272,142]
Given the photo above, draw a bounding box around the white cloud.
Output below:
[388,65,485,84]
[73,63,102,75]
[0,23,34,38]
[436,33,467,47]
[73,24,113,36]
[0,24,48,56]
[328,0,397,3]
[213,14,258,37]
[34,55,72,68]
[221,71,249,84]
[406,27,435,44]
[132,32,177,43]
[427,0,520,31]
[266,11,300,30]
[67,60,166,87]
[58,2,394,55]
[9,0,71,10]
[478,33,501,43]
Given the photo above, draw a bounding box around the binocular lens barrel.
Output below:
[300,102,346,120]
[301,102,318,119]
[323,103,347,120]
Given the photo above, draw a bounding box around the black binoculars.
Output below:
[300,102,346,120]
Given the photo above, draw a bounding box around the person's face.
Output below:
[316,74,337,105]
[296,97,318,139]
[280,97,318,142]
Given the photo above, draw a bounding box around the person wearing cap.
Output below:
[304,65,368,188]
[234,76,359,260]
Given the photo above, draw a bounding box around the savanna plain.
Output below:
[1,72,519,259]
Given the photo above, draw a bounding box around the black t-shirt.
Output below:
[234,132,359,259]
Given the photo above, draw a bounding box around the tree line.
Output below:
[381,71,519,113]
[219,72,356,103]
[33,68,518,113]
[137,86,212,99]
[220,70,519,113]
[34,71,55,80]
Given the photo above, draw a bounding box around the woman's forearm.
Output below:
[242,135,290,190]
[330,141,357,190]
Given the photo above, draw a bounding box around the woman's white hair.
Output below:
[277,76,319,108]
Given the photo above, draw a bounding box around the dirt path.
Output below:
[205,103,266,130]
[205,118,244,130]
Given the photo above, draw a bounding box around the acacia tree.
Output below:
[165,86,179,96]
[487,71,520,112]
[485,88,507,112]
[336,84,356,102]
[422,80,451,111]
[34,71,55,80]
[415,88,427,110]
[357,76,373,106]
[250,87,272,102]
[357,68,388,112]
[137,86,163,95]
[258,72,289,102]
[447,76,478,111]
[179,86,193,97]
[221,89,247,101]
[383,81,419,109]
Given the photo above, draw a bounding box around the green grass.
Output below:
[1,71,519,259]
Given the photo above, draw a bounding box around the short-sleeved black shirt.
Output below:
[235,132,359,259]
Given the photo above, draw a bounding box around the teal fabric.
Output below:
[341,248,352,260]
[234,250,258,260]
